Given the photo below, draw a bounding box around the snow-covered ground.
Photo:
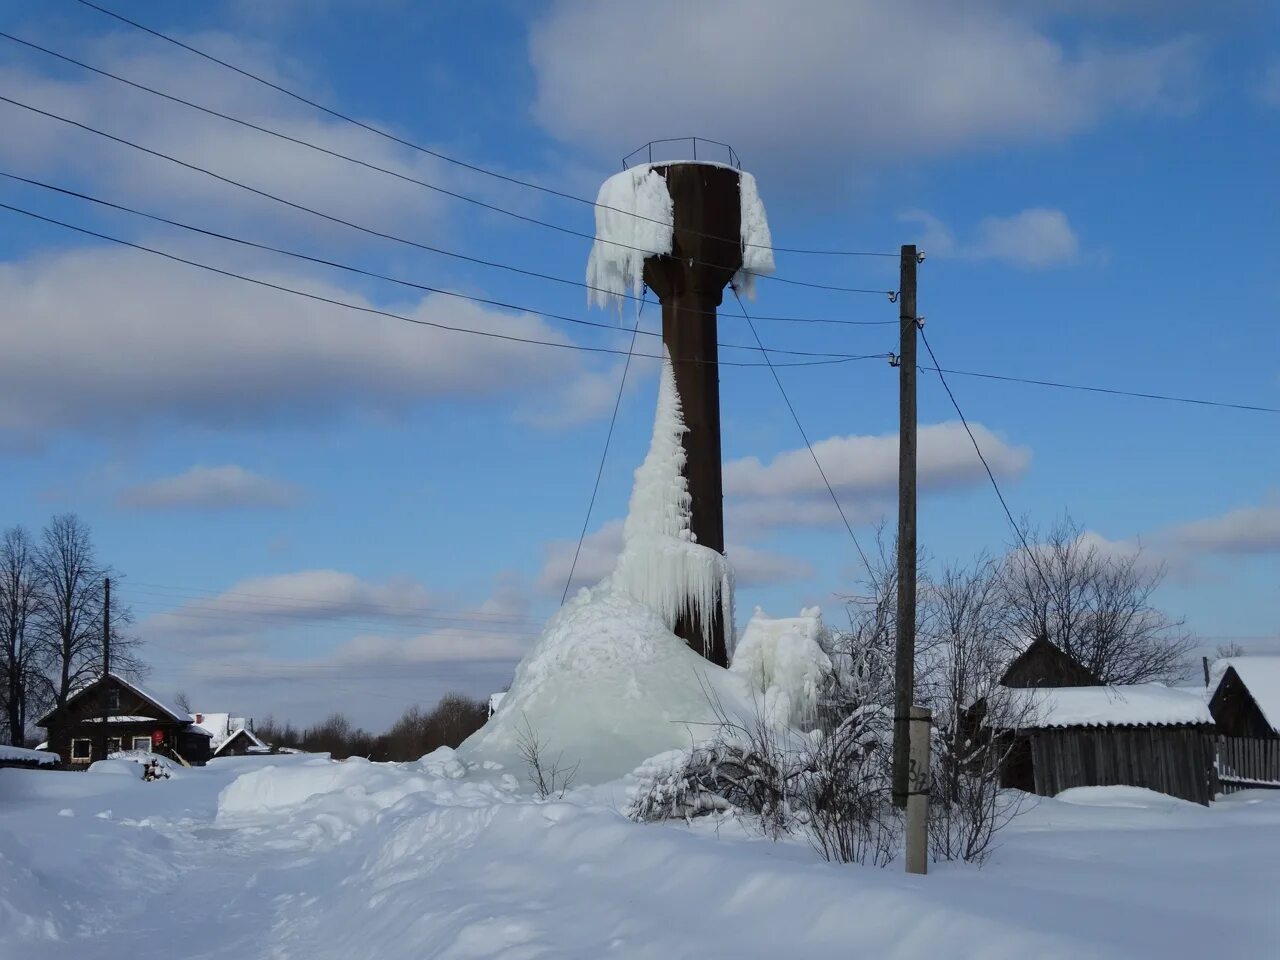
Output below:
[1,755,1276,959]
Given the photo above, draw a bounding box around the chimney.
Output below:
[1201,657,1210,688]
[195,713,203,724]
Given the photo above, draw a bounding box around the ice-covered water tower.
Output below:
[586,139,775,667]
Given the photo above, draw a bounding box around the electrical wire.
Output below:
[0,172,881,360]
[0,31,900,294]
[66,1,897,260]
[731,288,872,572]
[0,91,892,297]
[0,200,888,369]
[916,326,1053,592]
[561,295,644,603]
[919,364,1280,416]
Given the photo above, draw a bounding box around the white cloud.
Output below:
[0,244,590,437]
[143,572,539,728]
[141,569,442,640]
[529,1,1198,168]
[537,519,813,596]
[0,32,451,237]
[726,497,891,537]
[537,520,624,596]
[518,355,660,429]
[901,208,1081,268]
[724,422,1030,500]
[725,545,815,586]
[116,464,299,510]
[1160,496,1280,555]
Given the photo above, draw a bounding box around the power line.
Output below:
[916,326,1052,593]
[562,296,644,604]
[1,173,888,334]
[0,173,881,361]
[0,90,891,297]
[67,1,897,260]
[732,289,872,572]
[0,200,881,369]
[919,364,1280,416]
[0,31,899,298]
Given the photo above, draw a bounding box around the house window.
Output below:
[106,737,122,755]
[71,739,92,762]
[106,689,120,712]
[132,737,151,753]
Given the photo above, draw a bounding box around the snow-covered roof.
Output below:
[998,683,1214,730]
[191,712,257,751]
[0,745,58,765]
[213,727,268,757]
[1212,657,1280,733]
[36,671,189,727]
[80,716,165,724]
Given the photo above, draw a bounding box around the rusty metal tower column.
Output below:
[642,163,743,668]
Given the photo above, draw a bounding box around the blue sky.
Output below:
[0,0,1275,729]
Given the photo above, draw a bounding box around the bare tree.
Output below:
[823,527,931,731]
[173,691,192,714]
[34,515,105,722]
[922,556,1034,864]
[0,527,47,745]
[427,693,488,748]
[1213,642,1245,660]
[33,516,141,728]
[999,515,1191,684]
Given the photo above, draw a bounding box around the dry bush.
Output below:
[515,716,579,800]
[630,695,900,865]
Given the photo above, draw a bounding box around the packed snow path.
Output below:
[2,756,1279,959]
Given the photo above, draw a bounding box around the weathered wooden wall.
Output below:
[1029,725,1216,805]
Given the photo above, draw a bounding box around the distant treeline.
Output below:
[256,693,489,762]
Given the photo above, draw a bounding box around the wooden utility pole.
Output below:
[892,244,919,808]
[99,576,110,762]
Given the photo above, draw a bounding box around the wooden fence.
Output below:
[1217,736,1280,793]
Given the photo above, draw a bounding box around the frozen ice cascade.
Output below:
[612,354,734,656]
[585,162,775,311]
[456,354,747,785]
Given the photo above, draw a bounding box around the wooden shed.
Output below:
[1208,658,1280,790]
[1209,659,1280,739]
[993,684,1218,805]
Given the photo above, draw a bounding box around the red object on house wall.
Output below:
[151,729,164,746]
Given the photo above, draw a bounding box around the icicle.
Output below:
[613,354,733,657]
[586,165,674,312]
[731,170,775,299]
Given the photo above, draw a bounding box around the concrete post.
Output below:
[906,704,931,875]
[641,162,743,667]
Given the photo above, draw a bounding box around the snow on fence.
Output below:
[1217,736,1280,793]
